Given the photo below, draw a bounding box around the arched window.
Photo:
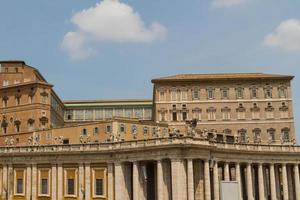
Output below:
[143,126,149,134]
[93,127,99,134]
[119,124,125,133]
[14,120,21,133]
[81,128,87,136]
[28,119,35,131]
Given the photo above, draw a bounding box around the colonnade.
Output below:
[114,159,300,200]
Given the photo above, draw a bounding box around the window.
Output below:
[207,107,216,121]
[2,126,7,134]
[238,129,247,143]
[181,90,187,101]
[207,88,214,99]
[236,87,244,99]
[192,108,201,121]
[119,124,125,133]
[81,128,87,136]
[92,168,106,198]
[95,179,104,196]
[67,178,75,195]
[282,128,290,142]
[251,87,258,99]
[172,112,177,121]
[131,125,137,134]
[94,127,99,134]
[193,89,199,100]
[28,119,34,131]
[221,88,229,99]
[106,125,111,133]
[28,95,34,104]
[3,80,9,86]
[268,128,275,143]
[63,139,69,144]
[280,103,289,119]
[236,104,246,120]
[251,103,260,119]
[182,111,187,121]
[143,127,149,134]
[15,124,20,133]
[264,84,272,98]
[278,85,287,98]
[221,107,231,120]
[2,96,8,108]
[41,179,48,195]
[253,128,261,143]
[66,110,73,120]
[265,103,274,119]
[159,91,165,101]
[15,67,18,73]
[171,90,176,101]
[176,90,181,101]
[16,96,21,105]
[17,178,23,194]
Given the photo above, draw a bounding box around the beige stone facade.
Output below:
[0,60,299,200]
[152,73,295,145]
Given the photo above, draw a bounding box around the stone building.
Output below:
[0,60,299,200]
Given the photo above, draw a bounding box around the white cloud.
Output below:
[62,0,167,60]
[263,19,300,51]
[212,0,245,7]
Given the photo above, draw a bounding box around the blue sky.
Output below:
[1,0,300,137]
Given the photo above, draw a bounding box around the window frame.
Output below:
[64,168,78,198]
[38,168,51,197]
[92,168,107,198]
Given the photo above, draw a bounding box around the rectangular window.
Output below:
[182,112,187,121]
[236,88,243,99]
[251,88,257,98]
[95,179,103,196]
[193,90,199,100]
[17,178,23,194]
[67,179,75,195]
[207,89,214,99]
[159,91,165,101]
[222,89,228,99]
[106,125,111,133]
[208,111,216,121]
[172,112,177,121]
[41,179,48,194]
[181,91,187,101]
[171,91,176,101]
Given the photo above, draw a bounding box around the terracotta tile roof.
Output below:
[152,73,294,83]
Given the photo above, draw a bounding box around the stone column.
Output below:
[7,164,13,200]
[213,161,219,200]
[187,159,195,200]
[258,163,265,200]
[235,163,243,200]
[204,160,211,200]
[115,162,125,200]
[2,165,7,200]
[157,160,164,200]
[269,164,277,200]
[171,159,187,200]
[57,164,63,200]
[246,163,254,200]
[51,164,57,200]
[282,163,289,200]
[133,161,139,200]
[294,164,300,200]
[107,163,114,200]
[85,163,91,200]
[224,162,230,181]
[31,164,37,200]
[26,165,32,200]
[78,163,84,200]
